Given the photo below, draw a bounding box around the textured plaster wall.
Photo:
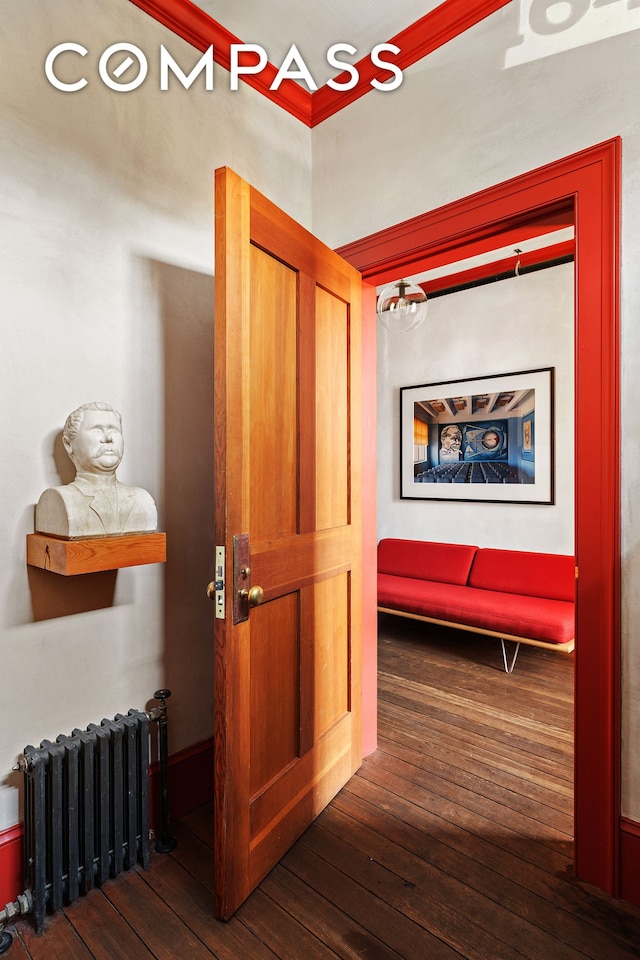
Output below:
[0,0,311,830]
[376,265,574,554]
[3,0,640,836]
[312,5,640,819]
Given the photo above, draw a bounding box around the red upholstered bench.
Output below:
[377,538,575,672]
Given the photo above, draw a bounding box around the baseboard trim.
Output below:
[0,824,23,907]
[150,736,214,826]
[620,816,640,907]
[0,736,214,906]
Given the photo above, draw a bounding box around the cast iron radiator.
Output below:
[22,709,151,934]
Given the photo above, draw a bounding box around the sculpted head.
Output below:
[62,402,124,476]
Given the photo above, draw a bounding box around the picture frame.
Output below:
[400,367,554,503]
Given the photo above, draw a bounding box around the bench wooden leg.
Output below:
[500,639,521,673]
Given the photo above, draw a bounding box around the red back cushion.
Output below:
[377,539,478,586]
[468,548,575,601]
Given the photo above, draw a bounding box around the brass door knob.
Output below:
[206,582,216,600]
[239,585,264,607]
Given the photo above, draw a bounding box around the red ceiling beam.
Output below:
[337,198,575,286]
[392,210,573,279]
[419,238,575,297]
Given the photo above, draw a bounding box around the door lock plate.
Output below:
[233,534,251,624]
[214,546,225,619]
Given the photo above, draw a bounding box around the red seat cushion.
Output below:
[377,539,477,586]
[378,574,574,645]
[468,549,575,602]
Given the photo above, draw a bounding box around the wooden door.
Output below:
[213,167,364,920]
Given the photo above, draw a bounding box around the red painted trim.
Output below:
[128,0,511,127]
[312,0,512,125]
[361,281,378,757]
[0,739,215,906]
[338,139,621,898]
[376,209,574,284]
[569,138,621,896]
[127,0,313,125]
[0,824,23,907]
[420,238,575,296]
[620,818,640,907]
[338,195,575,285]
[378,208,573,288]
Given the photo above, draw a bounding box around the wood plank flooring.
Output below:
[8,614,640,959]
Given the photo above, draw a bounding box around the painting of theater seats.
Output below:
[400,368,554,504]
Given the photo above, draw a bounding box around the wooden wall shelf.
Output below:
[26,532,166,576]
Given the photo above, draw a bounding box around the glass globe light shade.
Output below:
[376,279,428,333]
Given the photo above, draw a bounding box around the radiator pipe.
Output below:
[0,892,32,954]
[149,689,177,854]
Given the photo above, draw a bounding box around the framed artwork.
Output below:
[400,367,554,503]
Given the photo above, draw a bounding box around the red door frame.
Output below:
[338,138,622,896]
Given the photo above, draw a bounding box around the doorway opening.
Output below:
[338,138,621,896]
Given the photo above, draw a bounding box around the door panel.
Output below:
[315,287,349,531]
[311,573,350,737]
[249,246,297,541]
[249,595,299,797]
[213,167,363,920]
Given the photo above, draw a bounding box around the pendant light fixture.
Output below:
[376,279,428,333]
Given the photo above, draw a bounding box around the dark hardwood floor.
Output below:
[8,615,640,959]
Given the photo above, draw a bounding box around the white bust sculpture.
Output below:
[35,402,158,538]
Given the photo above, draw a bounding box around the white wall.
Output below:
[377,265,574,552]
[3,0,640,838]
[312,4,640,819]
[0,0,311,831]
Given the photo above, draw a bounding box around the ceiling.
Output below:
[129,0,512,125]
[128,0,575,287]
[187,0,443,86]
